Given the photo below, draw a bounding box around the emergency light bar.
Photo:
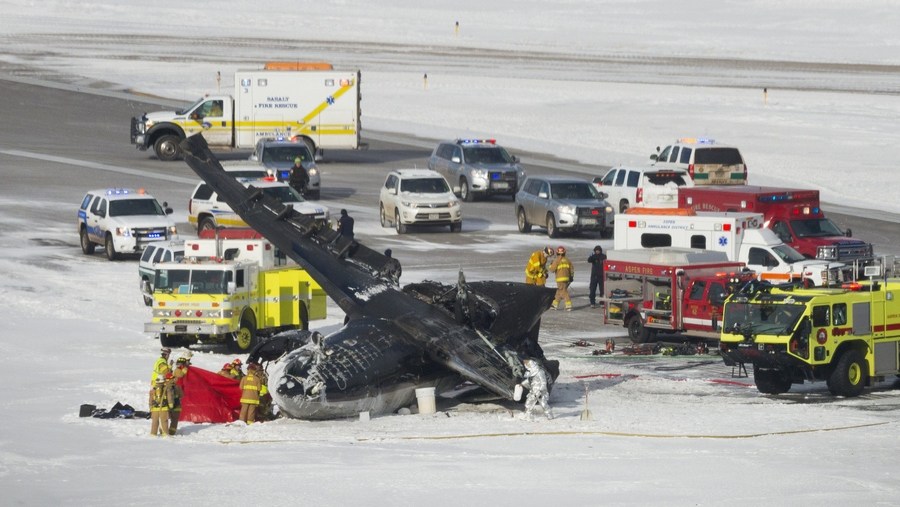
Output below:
[677,137,715,145]
[106,188,139,196]
[457,138,496,145]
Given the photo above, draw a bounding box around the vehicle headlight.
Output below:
[153,309,172,317]
[168,225,178,236]
[115,227,133,237]
[471,169,488,179]
[401,201,416,208]
[518,168,527,179]
[449,200,460,208]
[557,205,576,215]
[817,246,836,259]
[308,168,318,176]
[605,206,614,214]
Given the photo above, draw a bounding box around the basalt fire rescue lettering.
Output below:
[256,96,298,109]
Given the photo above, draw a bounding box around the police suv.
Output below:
[78,188,178,260]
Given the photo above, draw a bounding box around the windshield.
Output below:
[261,145,313,164]
[178,97,206,116]
[463,146,513,164]
[154,268,232,294]
[109,198,165,217]
[400,177,451,193]
[550,182,600,200]
[260,185,305,203]
[724,302,805,336]
[790,218,844,238]
[771,244,807,263]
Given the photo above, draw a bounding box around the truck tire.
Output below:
[753,366,792,394]
[546,213,559,238]
[154,134,182,162]
[199,216,217,233]
[460,177,474,202]
[517,208,532,233]
[160,333,186,348]
[395,210,407,234]
[80,228,95,255]
[104,233,119,261]
[627,315,651,343]
[230,312,258,352]
[827,349,868,397]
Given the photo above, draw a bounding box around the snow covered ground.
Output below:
[2,1,900,505]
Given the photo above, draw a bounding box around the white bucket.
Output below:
[415,387,437,414]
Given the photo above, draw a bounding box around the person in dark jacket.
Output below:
[288,157,310,195]
[587,245,607,309]
[337,209,355,240]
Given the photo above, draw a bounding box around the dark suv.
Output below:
[515,176,614,238]
[427,139,526,202]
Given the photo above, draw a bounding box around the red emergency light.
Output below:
[628,220,637,227]
[723,223,731,231]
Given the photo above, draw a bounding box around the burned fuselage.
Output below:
[180,136,558,419]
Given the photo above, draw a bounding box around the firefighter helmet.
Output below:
[556,246,566,255]
[543,246,554,256]
[232,358,242,366]
[222,363,233,370]
[160,347,172,356]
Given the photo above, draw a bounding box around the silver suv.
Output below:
[249,137,322,199]
[78,188,177,260]
[427,139,526,202]
[515,176,614,238]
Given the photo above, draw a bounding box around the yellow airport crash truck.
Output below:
[719,277,900,396]
[143,234,326,352]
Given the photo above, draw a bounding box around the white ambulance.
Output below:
[613,209,844,286]
[130,62,360,161]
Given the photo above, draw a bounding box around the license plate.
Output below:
[429,213,439,220]
[175,325,187,332]
[492,182,509,189]
[580,218,598,225]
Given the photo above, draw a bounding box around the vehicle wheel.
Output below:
[160,333,186,348]
[546,213,559,238]
[517,208,532,233]
[460,178,474,202]
[395,210,407,234]
[80,228,95,255]
[153,134,182,162]
[199,217,217,233]
[753,366,792,394]
[380,204,389,227]
[450,222,462,232]
[828,349,868,397]
[627,315,650,343]
[230,312,258,353]
[104,234,119,261]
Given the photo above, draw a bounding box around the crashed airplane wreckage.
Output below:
[180,135,559,420]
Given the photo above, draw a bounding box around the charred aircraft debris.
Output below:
[180,135,559,419]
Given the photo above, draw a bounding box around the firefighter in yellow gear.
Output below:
[168,356,189,435]
[151,347,172,385]
[149,374,174,437]
[549,246,574,311]
[525,246,554,286]
[239,362,267,424]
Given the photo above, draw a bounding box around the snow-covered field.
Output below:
[2,1,900,505]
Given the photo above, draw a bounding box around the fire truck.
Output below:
[614,208,845,287]
[719,276,900,397]
[130,62,360,161]
[604,248,752,342]
[678,185,874,271]
[142,233,327,352]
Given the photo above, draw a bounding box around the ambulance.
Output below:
[719,276,900,397]
[614,208,845,287]
[604,248,752,342]
[142,233,327,352]
[130,62,360,161]
[678,185,874,271]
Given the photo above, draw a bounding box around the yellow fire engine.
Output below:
[720,278,900,396]
[143,235,326,352]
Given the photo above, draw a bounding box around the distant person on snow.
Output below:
[337,209,355,240]
[587,245,607,309]
[149,375,174,437]
[525,246,554,286]
[239,362,266,424]
[549,246,574,311]
[289,157,310,195]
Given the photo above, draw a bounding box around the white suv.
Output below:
[78,188,177,260]
[650,138,747,185]
[379,169,462,234]
[593,166,694,213]
[188,180,329,232]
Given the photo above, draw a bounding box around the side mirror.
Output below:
[512,155,520,163]
[227,282,236,295]
[650,154,658,162]
[315,149,324,163]
[451,156,461,164]
[249,154,259,162]
[845,228,852,237]
[389,187,398,195]
[538,191,548,199]
[140,279,152,296]
[597,191,608,200]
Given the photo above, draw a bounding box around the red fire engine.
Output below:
[604,248,754,342]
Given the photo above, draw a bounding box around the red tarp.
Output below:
[180,367,241,423]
